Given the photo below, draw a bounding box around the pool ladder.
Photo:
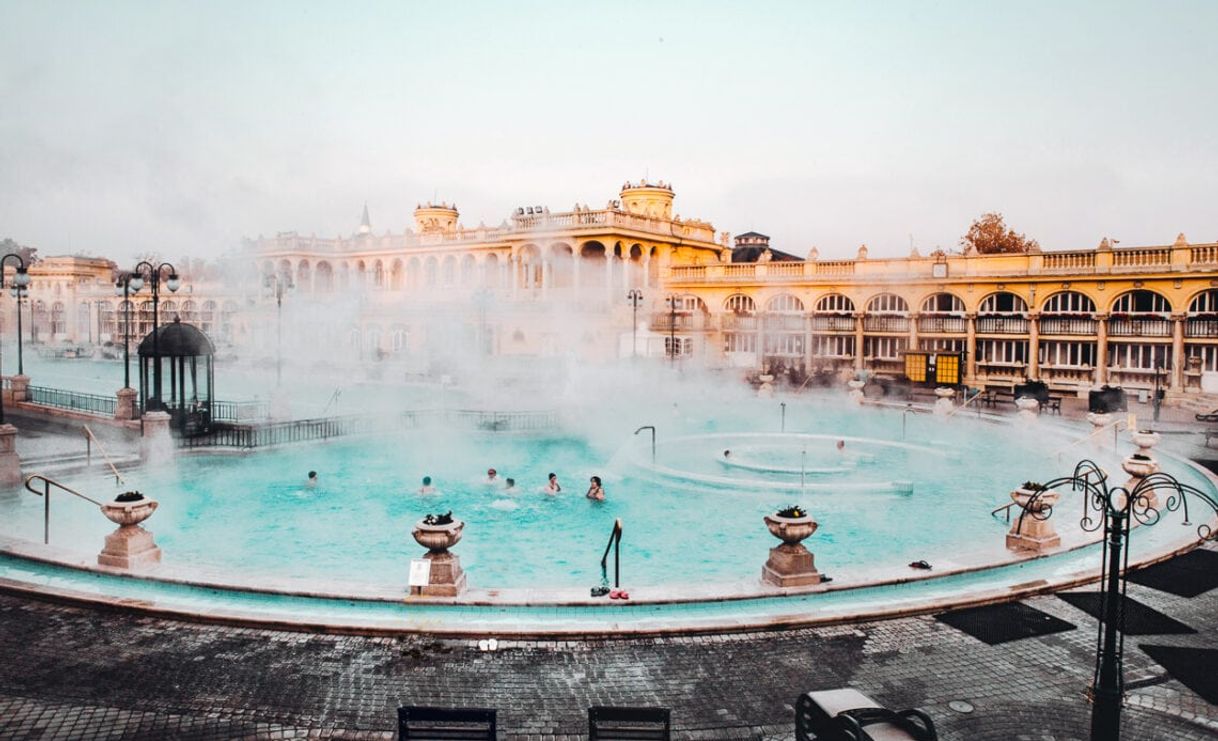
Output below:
[600,518,623,588]
[23,473,104,545]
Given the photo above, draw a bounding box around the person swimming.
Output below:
[418,476,435,495]
[485,468,499,484]
[586,475,605,501]
[504,477,516,492]
[836,440,845,453]
[723,449,732,459]
[306,470,318,488]
[544,472,562,494]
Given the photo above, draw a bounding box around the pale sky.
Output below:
[2,1,1216,263]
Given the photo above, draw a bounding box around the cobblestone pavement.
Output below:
[1,554,1216,741]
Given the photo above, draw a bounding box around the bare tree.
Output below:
[960,213,1039,254]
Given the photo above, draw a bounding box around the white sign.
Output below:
[408,559,432,587]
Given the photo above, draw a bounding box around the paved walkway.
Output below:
[0,545,1216,740]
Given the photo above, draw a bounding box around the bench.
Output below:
[588,706,671,740]
[795,689,937,741]
[398,706,497,740]
[1045,396,1063,415]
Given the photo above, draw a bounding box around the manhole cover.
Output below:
[948,700,975,714]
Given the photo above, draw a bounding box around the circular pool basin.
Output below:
[0,398,1212,635]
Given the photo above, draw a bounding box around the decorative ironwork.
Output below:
[1013,459,1218,740]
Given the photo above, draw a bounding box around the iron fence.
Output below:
[26,385,116,417]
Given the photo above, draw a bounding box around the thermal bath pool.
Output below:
[0,398,1213,634]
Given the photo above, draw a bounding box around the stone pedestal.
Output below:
[1086,412,1114,450]
[757,374,775,399]
[98,497,162,569]
[0,424,21,487]
[1015,396,1040,423]
[933,387,955,416]
[114,387,137,421]
[761,513,822,587]
[1123,430,1162,509]
[140,411,173,462]
[9,375,29,403]
[411,519,468,597]
[1006,487,1061,552]
[847,379,866,405]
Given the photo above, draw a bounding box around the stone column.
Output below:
[642,254,651,289]
[115,387,137,421]
[510,255,519,300]
[542,260,551,299]
[965,313,977,383]
[755,315,766,370]
[1027,312,1040,378]
[853,312,865,371]
[1096,313,1109,385]
[908,312,919,352]
[604,251,613,300]
[572,253,581,290]
[804,315,814,372]
[620,255,630,292]
[0,424,21,487]
[1171,313,1185,391]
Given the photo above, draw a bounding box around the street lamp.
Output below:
[0,254,31,425]
[113,275,142,389]
[9,284,29,376]
[626,289,643,358]
[263,272,293,386]
[665,294,680,365]
[129,261,181,408]
[1022,459,1218,740]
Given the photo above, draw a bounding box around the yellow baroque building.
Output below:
[245,181,1218,398]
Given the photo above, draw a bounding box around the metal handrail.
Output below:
[1057,416,1127,461]
[945,388,985,418]
[82,425,125,486]
[600,518,622,589]
[991,500,1018,523]
[24,473,104,545]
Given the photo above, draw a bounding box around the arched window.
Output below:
[865,293,909,314]
[724,294,756,313]
[765,294,805,313]
[51,301,65,334]
[670,295,707,312]
[814,294,855,314]
[979,292,1028,315]
[919,293,964,315]
[1041,291,1096,315]
[1111,290,1171,315]
[1189,290,1218,315]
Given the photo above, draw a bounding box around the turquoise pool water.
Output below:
[2,397,1200,595]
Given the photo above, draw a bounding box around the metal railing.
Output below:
[212,399,270,422]
[445,409,559,432]
[600,518,623,590]
[179,414,380,449]
[24,474,104,545]
[26,386,116,417]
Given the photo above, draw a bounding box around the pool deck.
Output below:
[1,546,1216,740]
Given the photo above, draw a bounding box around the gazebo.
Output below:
[138,317,215,434]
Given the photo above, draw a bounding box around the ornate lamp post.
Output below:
[0,254,31,425]
[129,262,181,408]
[113,274,141,390]
[1022,459,1218,740]
[263,272,293,386]
[627,289,643,357]
[9,284,28,376]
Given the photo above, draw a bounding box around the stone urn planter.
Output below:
[1005,485,1060,553]
[847,379,866,404]
[762,511,822,587]
[410,516,467,596]
[98,492,162,569]
[757,374,775,399]
[933,387,955,416]
[1123,430,1162,507]
[1015,396,1040,418]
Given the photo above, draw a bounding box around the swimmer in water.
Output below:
[505,477,516,492]
[723,449,732,459]
[836,440,846,453]
[306,470,318,488]
[544,472,562,494]
[485,468,499,484]
[586,475,605,501]
[418,476,435,495]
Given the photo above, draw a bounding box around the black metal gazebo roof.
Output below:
[137,318,215,358]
